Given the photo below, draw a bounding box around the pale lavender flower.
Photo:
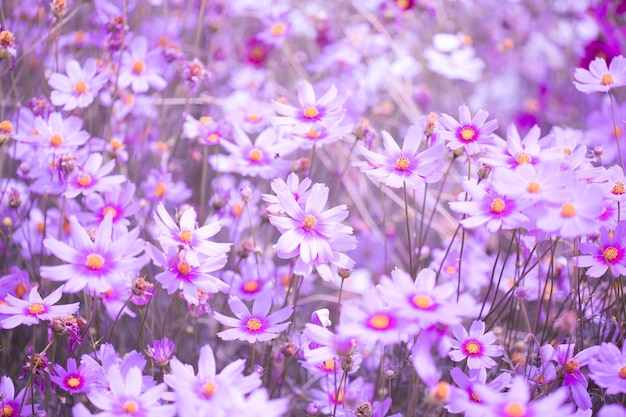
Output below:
[118,36,167,93]
[438,104,498,155]
[63,153,126,199]
[588,340,626,394]
[574,55,626,93]
[0,285,79,329]
[49,58,109,110]
[449,320,503,373]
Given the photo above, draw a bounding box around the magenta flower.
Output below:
[588,341,626,394]
[449,320,503,372]
[40,214,148,294]
[49,58,109,110]
[438,104,498,155]
[446,367,510,417]
[63,153,126,199]
[575,221,626,278]
[146,337,175,367]
[0,285,79,329]
[359,125,444,189]
[0,376,30,417]
[574,55,626,93]
[51,357,99,395]
[118,36,167,93]
[213,296,293,343]
[262,172,312,215]
[482,124,563,168]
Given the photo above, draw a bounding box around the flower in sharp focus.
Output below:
[360,125,444,190]
[49,58,109,111]
[213,296,293,343]
[574,55,626,94]
[449,320,503,373]
[51,357,99,395]
[438,104,498,155]
[63,153,127,199]
[574,221,626,278]
[0,376,30,417]
[0,285,79,329]
[146,337,175,367]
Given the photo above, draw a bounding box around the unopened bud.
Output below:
[306,403,320,416]
[132,276,153,296]
[477,163,492,180]
[338,268,352,279]
[354,401,373,417]
[239,185,252,202]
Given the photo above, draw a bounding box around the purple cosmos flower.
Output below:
[0,285,79,329]
[588,341,626,394]
[575,221,626,278]
[140,168,192,204]
[359,125,444,189]
[49,58,109,110]
[182,115,229,146]
[51,357,99,395]
[213,296,293,343]
[0,376,30,417]
[20,112,89,160]
[40,213,148,294]
[438,104,498,155]
[87,366,175,417]
[446,367,511,417]
[574,55,626,93]
[481,124,563,168]
[599,404,626,417]
[302,322,357,365]
[598,165,626,202]
[63,153,126,199]
[308,376,374,417]
[146,337,175,367]
[262,172,312,215]
[84,182,142,234]
[117,36,167,93]
[449,320,503,373]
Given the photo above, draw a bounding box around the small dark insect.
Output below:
[274,153,280,159]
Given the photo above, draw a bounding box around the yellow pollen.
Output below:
[470,391,481,402]
[320,359,335,371]
[615,127,623,138]
[66,376,81,388]
[246,317,262,331]
[179,230,192,243]
[527,182,540,193]
[396,156,410,171]
[434,381,450,400]
[561,203,576,218]
[462,35,473,45]
[203,381,217,397]
[231,203,243,218]
[502,38,514,49]
[77,174,92,187]
[102,206,117,219]
[74,81,88,94]
[50,134,63,147]
[249,148,263,162]
[123,400,138,414]
[619,366,626,378]
[86,253,104,270]
[303,106,319,119]
[604,246,619,262]
[177,261,191,276]
[459,127,476,142]
[28,302,45,315]
[132,60,145,74]
[242,280,260,293]
[505,402,526,417]
[0,120,13,134]
[332,390,345,404]
[303,215,317,231]
[515,153,531,164]
[490,198,505,214]
[247,114,261,122]
[207,133,220,143]
[110,138,123,150]
[612,182,625,195]
[156,142,168,152]
[124,94,135,105]
[63,218,71,234]
[307,128,321,139]
[199,116,213,126]
[445,265,457,274]
[601,73,614,86]
[75,30,85,42]
[2,217,11,227]
[155,182,166,198]
[412,294,433,309]
[465,341,481,355]
[564,359,579,374]
[369,313,391,330]
[564,146,572,155]
[15,283,27,299]
[37,221,45,233]
[2,405,15,417]
[271,22,286,36]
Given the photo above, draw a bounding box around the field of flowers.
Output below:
[1,0,626,416]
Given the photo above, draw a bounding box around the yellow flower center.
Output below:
[464,341,481,355]
[564,146,572,155]
[102,206,117,219]
[527,182,540,193]
[561,203,576,218]
[396,156,410,171]
[368,313,391,330]
[50,134,63,147]
[247,114,261,122]
[246,317,262,331]
[307,128,321,139]
[619,366,626,379]
[612,182,625,195]
[66,376,82,388]
[37,221,45,233]
[2,405,15,417]
[203,381,217,397]
[231,203,243,218]
[207,133,220,143]
[601,73,614,86]
[77,174,92,187]
[0,120,13,134]
[123,400,139,414]
[434,381,450,400]
[15,283,27,299]
[242,280,260,293]
[459,127,476,142]
[303,215,317,231]
[505,402,526,417]
[332,390,345,404]
[177,260,191,276]
[74,81,88,94]
[515,153,531,164]
[411,294,433,309]
[132,60,145,74]
[110,138,123,150]
[490,198,505,214]
[155,182,166,198]
[179,230,192,243]
[470,391,481,402]
[86,253,104,270]
[271,22,286,36]
[303,105,319,119]
[564,359,579,374]
[445,265,457,274]
[604,246,619,262]
[249,148,263,162]
[199,116,213,126]
[320,359,335,371]
[124,94,135,105]
[28,302,45,315]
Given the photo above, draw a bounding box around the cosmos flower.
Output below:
[359,125,444,190]
[449,320,503,373]
[575,222,626,278]
[446,367,511,417]
[213,296,293,343]
[588,340,626,395]
[49,58,109,110]
[262,172,312,215]
[117,36,167,93]
[51,357,99,395]
[574,55,626,93]
[438,104,498,155]
[0,376,30,417]
[63,153,126,199]
[20,112,89,160]
[481,124,563,168]
[0,285,79,329]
